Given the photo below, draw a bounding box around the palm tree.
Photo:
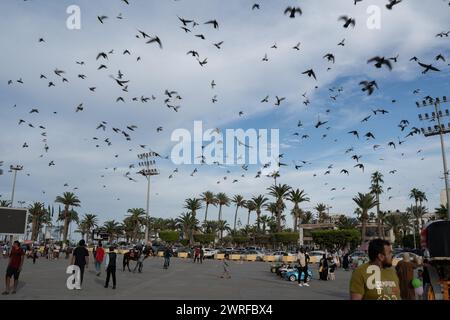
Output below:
[200,191,217,223]
[352,193,379,244]
[176,212,199,245]
[121,218,135,243]
[407,206,427,233]
[28,202,48,241]
[80,214,98,243]
[183,198,203,219]
[216,193,230,223]
[315,203,328,223]
[370,171,384,238]
[103,220,121,243]
[0,200,11,207]
[267,184,292,232]
[409,188,421,208]
[265,202,277,218]
[244,200,256,227]
[418,191,428,207]
[336,215,359,230]
[217,220,231,241]
[202,220,219,234]
[270,171,280,185]
[399,211,413,239]
[126,208,146,241]
[251,195,269,231]
[288,189,310,232]
[385,212,402,246]
[258,215,271,233]
[434,204,448,220]
[231,195,246,231]
[302,211,314,224]
[75,221,90,242]
[55,192,81,244]
[57,209,79,243]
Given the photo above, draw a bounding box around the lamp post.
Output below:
[9,165,23,208]
[138,152,159,244]
[417,96,450,220]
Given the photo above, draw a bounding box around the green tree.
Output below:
[200,191,217,223]
[55,192,81,244]
[231,195,246,231]
[267,184,292,232]
[352,193,379,244]
[315,203,329,223]
[176,212,199,245]
[288,189,310,232]
[216,193,230,223]
[28,202,49,241]
[336,215,358,230]
[217,220,231,241]
[126,208,146,241]
[312,229,361,251]
[434,204,448,220]
[103,220,121,243]
[80,214,98,243]
[183,198,203,219]
[159,230,179,243]
[244,200,256,227]
[251,195,269,231]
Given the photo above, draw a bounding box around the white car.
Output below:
[392,252,421,267]
[203,248,217,259]
[308,250,326,264]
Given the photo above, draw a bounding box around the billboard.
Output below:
[0,207,28,235]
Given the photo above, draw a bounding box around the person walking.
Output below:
[193,246,201,263]
[133,248,145,273]
[200,245,204,264]
[32,246,38,264]
[395,252,421,300]
[319,254,328,281]
[220,256,231,279]
[296,248,310,287]
[343,253,350,271]
[104,246,117,289]
[163,245,173,269]
[71,239,89,289]
[94,242,105,276]
[422,258,431,300]
[2,241,25,295]
[350,239,400,300]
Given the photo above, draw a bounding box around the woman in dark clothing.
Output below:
[319,254,329,280]
[342,253,350,271]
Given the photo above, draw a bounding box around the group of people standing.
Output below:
[70,240,117,290]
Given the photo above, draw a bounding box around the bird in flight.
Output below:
[284,7,302,18]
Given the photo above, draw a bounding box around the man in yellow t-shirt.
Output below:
[350,239,400,300]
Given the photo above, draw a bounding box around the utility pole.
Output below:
[417,96,450,220]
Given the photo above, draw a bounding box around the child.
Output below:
[221,256,231,279]
[328,260,336,281]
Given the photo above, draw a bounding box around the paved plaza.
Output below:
[0,255,351,300]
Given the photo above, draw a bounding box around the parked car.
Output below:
[308,250,326,264]
[202,248,217,259]
[244,250,265,261]
[392,252,421,267]
[284,269,313,282]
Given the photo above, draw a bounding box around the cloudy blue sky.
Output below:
[0,0,449,230]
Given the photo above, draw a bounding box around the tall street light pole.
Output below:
[10,165,23,208]
[417,96,450,220]
[138,152,159,244]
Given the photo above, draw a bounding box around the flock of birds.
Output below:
[1,0,450,207]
